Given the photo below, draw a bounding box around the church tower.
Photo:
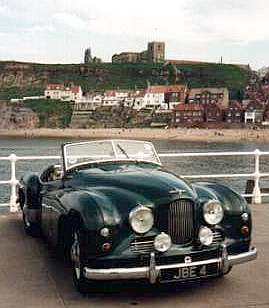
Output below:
[84,47,93,64]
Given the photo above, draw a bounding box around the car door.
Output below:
[48,189,66,247]
[41,181,63,245]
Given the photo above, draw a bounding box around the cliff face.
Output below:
[0,102,39,129]
[0,61,250,100]
[0,63,49,88]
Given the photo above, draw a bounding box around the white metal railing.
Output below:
[0,149,269,213]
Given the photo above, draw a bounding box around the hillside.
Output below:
[24,99,73,128]
[0,61,250,100]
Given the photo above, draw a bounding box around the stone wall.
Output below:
[70,106,155,128]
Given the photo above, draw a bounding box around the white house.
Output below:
[102,90,129,107]
[74,94,103,111]
[244,111,256,123]
[45,84,83,102]
[144,86,165,109]
[143,85,187,110]
[123,90,146,110]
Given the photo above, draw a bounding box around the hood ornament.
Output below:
[169,188,186,196]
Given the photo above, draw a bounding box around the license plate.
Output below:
[160,263,218,283]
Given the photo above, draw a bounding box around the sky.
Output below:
[0,0,269,69]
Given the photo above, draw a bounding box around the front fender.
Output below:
[59,190,121,231]
[20,172,41,208]
[192,182,252,244]
[192,182,250,214]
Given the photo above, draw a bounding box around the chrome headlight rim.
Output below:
[199,226,214,246]
[129,205,154,234]
[154,232,172,252]
[203,200,224,225]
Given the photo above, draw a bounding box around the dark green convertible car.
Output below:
[19,140,257,293]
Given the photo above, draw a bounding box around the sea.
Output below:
[1,137,269,205]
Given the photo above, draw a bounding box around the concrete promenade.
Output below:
[0,204,267,308]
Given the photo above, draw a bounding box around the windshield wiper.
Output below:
[116,144,130,159]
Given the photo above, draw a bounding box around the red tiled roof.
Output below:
[147,85,186,94]
[174,104,204,111]
[189,88,228,96]
[104,90,116,97]
[70,86,81,94]
[46,83,81,94]
[46,83,65,91]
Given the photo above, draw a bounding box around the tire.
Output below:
[218,266,233,279]
[224,266,232,275]
[70,228,89,294]
[23,211,40,237]
[56,218,72,262]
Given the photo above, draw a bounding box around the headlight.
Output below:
[203,200,224,225]
[129,206,154,234]
[199,226,213,246]
[154,232,172,252]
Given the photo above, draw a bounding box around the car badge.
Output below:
[184,256,192,263]
[169,188,186,196]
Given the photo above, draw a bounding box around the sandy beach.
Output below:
[0,128,268,144]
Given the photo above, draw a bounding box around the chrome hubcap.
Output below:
[71,231,81,279]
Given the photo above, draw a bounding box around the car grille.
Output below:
[130,237,154,254]
[212,229,225,245]
[157,199,194,245]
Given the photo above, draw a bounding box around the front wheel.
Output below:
[23,211,40,237]
[218,266,233,279]
[224,266,232,275]
[70,229,89,294]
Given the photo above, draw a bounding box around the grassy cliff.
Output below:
[24,99,73,128]
[0,61,250,100]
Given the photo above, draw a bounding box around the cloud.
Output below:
[54,12,90,30]
[185,0,269,43]
[0,3,14,17]
[1,0,269,67]
[25,25,56,35]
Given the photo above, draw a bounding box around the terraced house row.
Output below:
[12,80,269,128]
[72,85,229,111]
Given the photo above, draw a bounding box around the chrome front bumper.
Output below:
[83,246,257,283]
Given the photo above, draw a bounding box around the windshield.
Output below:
[63,140,161,170]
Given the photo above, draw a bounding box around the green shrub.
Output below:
[24,99,73,128]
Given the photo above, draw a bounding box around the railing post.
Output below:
[252,149,262,204]
[9,154,18,213]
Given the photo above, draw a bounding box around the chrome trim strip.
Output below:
[228,247,257,266]
[83,247,257,282]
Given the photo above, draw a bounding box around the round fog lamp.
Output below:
[199,226,213,246]
[154,232,172,252]
[100,227,110,237]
